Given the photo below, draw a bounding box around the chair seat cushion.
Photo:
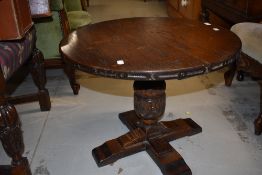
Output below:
[67,11,92,30]
[231,23,262,63]
[35,12,63,59]
[0,27,36,80]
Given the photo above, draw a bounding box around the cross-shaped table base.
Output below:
[92,110,202,175]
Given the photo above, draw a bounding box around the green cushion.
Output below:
[64,0,83,11]
[67,11,92,30]
[231,23,262,63]
[50,0,63,11]
[35,12,63,59]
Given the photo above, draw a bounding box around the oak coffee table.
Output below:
[60,18,241,175]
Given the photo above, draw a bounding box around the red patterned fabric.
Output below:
[0,27,36,80]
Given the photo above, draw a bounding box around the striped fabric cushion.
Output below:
[0,27,36,80]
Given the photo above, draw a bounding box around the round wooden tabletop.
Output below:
[60,17,241,80]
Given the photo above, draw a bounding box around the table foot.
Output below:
[93,110,201,174]
[148,138,192,175]
[92,128,146,167]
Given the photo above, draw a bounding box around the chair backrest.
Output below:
[34,0,70,60]
[50,0,64,11]
[64,0,84,11]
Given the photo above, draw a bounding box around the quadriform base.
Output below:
[92,81,202,175]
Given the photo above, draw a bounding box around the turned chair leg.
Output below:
[254,81,262,135]
[224,63,237,87]
[30,49,51,111]
[0,102,32,175]
[63,61,80,95]
[255,113,262,135]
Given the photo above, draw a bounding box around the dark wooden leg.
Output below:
[224,63,237,87]
[63,61,80,95]
[236,53,250,76]
[30,49,51,111]
[254,81,262,135]
[255,113,262,135]
[201,6,209,22]
[236,71,244,81]
[0,102,32,175]
[92,81,202,175]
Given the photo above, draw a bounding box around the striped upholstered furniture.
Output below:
[0,26,51,111]
[0,25,51,175]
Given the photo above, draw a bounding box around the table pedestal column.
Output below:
[92,81,202,175]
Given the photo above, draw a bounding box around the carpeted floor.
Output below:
[0,0,262,175]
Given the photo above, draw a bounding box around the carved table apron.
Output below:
[60,17,241,175]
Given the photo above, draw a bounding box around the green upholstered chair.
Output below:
[64,0,92,30]
[34,0,70,68]
[225,22,262,135]
[34,0,91,68]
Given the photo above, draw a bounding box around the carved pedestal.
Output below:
[92,81,202,175]
[0,103,31,175]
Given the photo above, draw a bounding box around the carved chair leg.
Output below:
[254,81,262,135]
[30,49,51,111]
[255,113,262,135]
[63,62,80,95]
[0,103,32,175]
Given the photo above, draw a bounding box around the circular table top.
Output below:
[60,17,241,80]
